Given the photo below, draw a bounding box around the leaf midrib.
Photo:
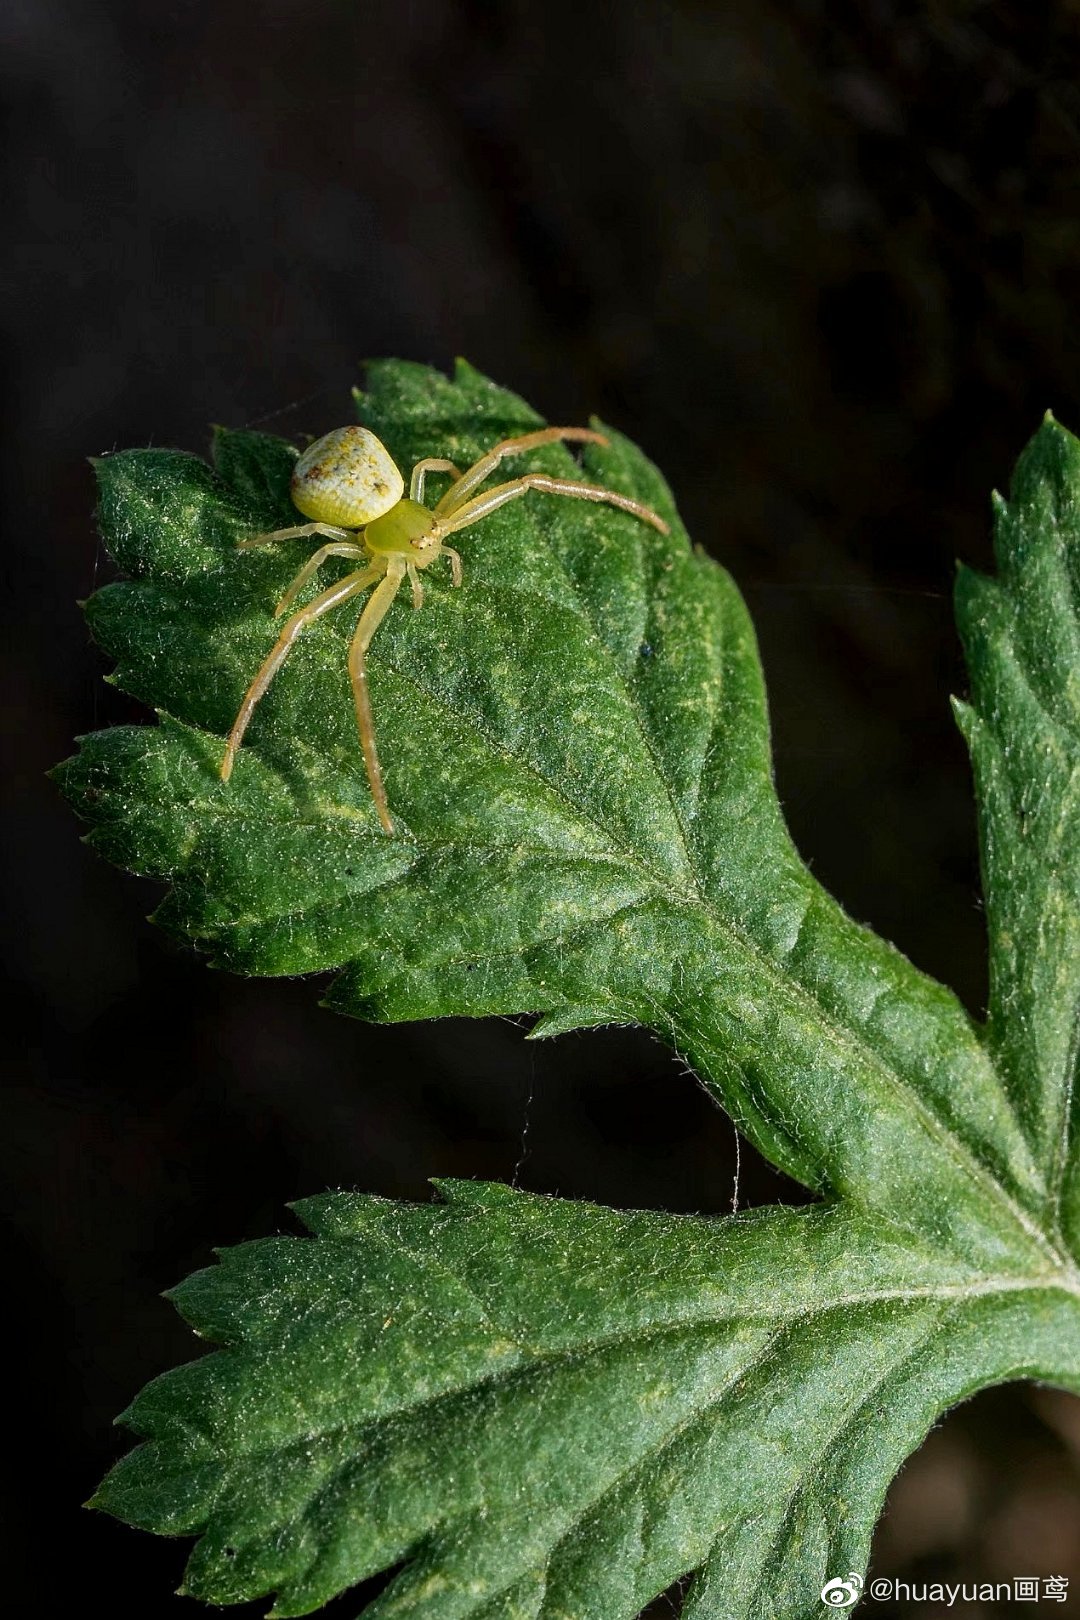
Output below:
[187,1265,1080,1470]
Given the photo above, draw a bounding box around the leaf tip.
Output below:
[112,1397,139,1430]
[1033,410,1079,455]
[1008,410,1080,512]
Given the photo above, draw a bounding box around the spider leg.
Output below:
[220,563,383,783]
[275,541,368,616]
[436,474,670,537]
[238,521,352,550]
[433,427,609,516]
[409,457,462,504]
[347,556,408,835]
[406,561,424,609]
[442,545,463,586]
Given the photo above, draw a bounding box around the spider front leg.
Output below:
[347,556,409,835]
[437,474,670,536]
[442,546,463,586]
[220,562,382,783]
[432,426,608,517]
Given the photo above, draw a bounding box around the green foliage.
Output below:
[58,366,1080,1617]
[91,1186,1080,1620]
[953,420,1080,1250]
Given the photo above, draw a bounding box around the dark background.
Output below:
[6,1,1080,1614]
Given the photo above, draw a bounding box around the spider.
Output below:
[220,423,670,834]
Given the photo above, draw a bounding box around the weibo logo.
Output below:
[820,1572,864,1609]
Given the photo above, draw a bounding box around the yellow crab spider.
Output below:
[220,422,670,834]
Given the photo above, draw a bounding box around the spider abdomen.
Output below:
[291,426,404,528]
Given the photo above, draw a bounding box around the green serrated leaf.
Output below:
[955,414,1080,1255]
[91,1185,1080,1620]
[57,363,1050,1261]
[61,368,1080,1618]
